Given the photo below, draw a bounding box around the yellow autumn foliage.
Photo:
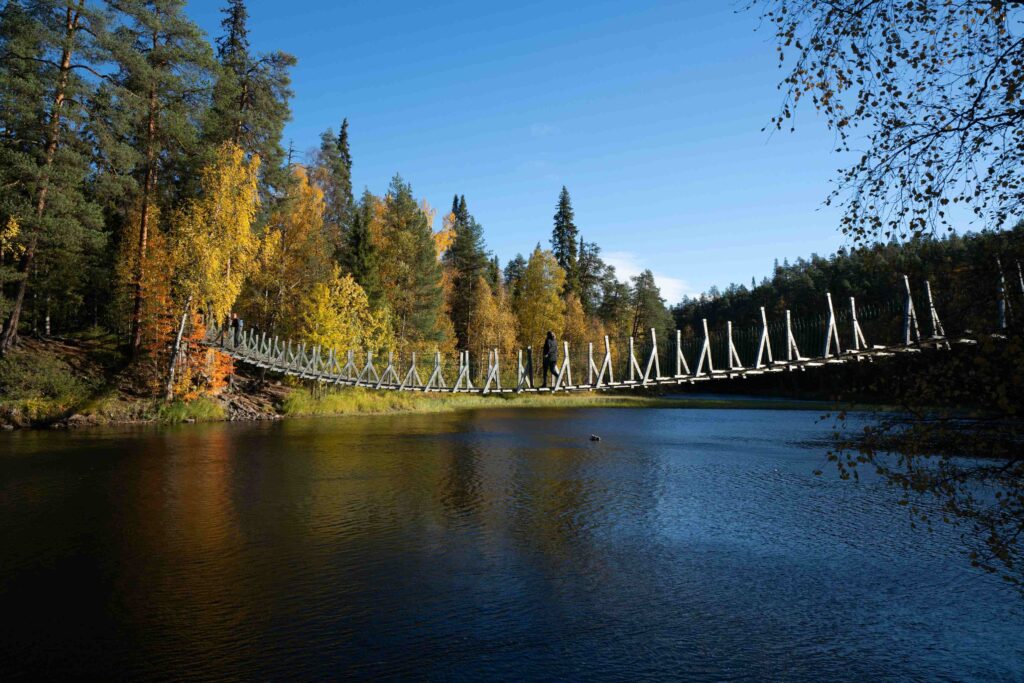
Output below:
[1,216,24,258]
[562,293,588,347]
[433,210,456,257]
[467,276,518,359]
[300,267,394,353]
[171,142,261,322]
[514,246,565,350]
[246,165,331,337]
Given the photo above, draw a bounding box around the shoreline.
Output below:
[1,384,844,432]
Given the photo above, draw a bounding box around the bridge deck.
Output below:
[206,332,959,395]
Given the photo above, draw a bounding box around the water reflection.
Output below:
[1,409,1022,681]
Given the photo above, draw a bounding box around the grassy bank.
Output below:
[279,385,837,417]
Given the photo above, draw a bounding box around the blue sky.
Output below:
[189,0,850,303]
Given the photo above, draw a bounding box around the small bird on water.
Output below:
[590,434,601,442]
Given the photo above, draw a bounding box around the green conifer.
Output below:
[551,186,579,295]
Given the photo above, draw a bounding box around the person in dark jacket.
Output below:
[230,312,243,347]
[542,330,558,387]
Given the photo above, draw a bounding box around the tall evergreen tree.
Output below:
[551,185,579,295]
[313,119,353,257]
[576,236,605,315]
[597,265,632,337]
[377,175,444,345]
[204,0,294,201]
[503,253,527,300]
[486,254,501,293]
[345,190,381,306]
[0,0,106,352]
[442,193,488,348]
[630,269,672,338]
[102,0,215,355]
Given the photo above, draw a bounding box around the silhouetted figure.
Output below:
[231,312,243,347]
[542,330,558,387]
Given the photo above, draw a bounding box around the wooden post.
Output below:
[903,275,920,344]
[850,297,867,351]
[695,318,714,376]
[628,336,636,383]
[924,281,945,339]
[588,342,595,386]
[823,292,841,358]
[755,307,773,368]
[553,341,572,390]
[727,321,743,370]
[785,310,803,361]
[675,329,690,377]
[646,327,662,380]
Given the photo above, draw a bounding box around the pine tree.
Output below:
[0,0,106,353]
[204,0,295,200]
[551,186,579,295]
[442,193,488,348]
[101,0,215,356]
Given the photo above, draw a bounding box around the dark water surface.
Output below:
[1,407,1021,681]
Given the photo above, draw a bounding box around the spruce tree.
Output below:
[345,191,381,306]
[503,253,527,300]
[313,119,354,257]
[576,236,605,315]
[551,186,579,295]
[442,193,488,348]
[204,0,295,201]
[0,0,106,352]
[486,255,501,293]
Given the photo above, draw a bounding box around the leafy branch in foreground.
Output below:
[750,1,1024,243]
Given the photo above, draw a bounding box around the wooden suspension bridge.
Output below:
[205,276,979,394]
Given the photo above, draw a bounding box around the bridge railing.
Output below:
[205,268,1021,393]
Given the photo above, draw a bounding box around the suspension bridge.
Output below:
[205,276,988,394]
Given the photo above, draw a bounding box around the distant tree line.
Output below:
[673,225,1024,337]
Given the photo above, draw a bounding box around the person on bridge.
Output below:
[231,312,243,347]
[542,330,558,388]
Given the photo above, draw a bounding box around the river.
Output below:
[1,406,1021,680]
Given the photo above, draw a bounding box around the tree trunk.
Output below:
[0,4,81,354]
[165,296,193,401]
[130,78,159,358]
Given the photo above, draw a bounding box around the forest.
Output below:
[0,0,675,400]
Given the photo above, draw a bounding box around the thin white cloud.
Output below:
[529,123,560,137]
[603,250,697,304]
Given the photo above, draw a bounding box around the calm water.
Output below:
[1,407,1021,681]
